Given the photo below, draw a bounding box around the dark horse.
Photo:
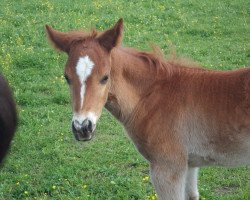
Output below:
[0,75,17,164]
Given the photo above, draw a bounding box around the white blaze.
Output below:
[73,56,98,130]
[76,56,95,109]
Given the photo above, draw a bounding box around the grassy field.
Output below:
[0,0,249,199]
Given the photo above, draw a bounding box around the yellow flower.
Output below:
[52,185,56,190]
[152,195,157,199]
[24,191,28,195]
[151,193,157,200]
[142,176,149,182]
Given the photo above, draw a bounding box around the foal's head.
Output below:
[46,19,123,141]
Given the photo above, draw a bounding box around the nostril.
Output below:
[81,119,93,133]
[72,121,77,133]
[74,119,81,127]
[82,119,89,127]
[88,120,92,132]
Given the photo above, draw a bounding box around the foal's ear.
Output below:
[97,18,123,52]
[45,25,71,53]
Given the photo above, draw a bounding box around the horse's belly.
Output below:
[185,118,250,167]
[188,149,250,167]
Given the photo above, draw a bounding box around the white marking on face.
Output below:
[72,112,98,131]
[76,56,95,109]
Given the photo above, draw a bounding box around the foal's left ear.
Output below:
[97,18,123,52]
[45,25,71,53]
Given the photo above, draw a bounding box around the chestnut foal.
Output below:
[46,19,250,200]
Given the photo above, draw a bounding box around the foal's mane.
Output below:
[122,46,202,76]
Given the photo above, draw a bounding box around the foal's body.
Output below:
[46,19,250,200]
[106,48,250,199]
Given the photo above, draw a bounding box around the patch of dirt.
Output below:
[213,186,237,195]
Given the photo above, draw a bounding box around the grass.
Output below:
[0,0,249,199]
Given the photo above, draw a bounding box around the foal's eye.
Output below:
[64,74,70,84]
[100,75,109,84]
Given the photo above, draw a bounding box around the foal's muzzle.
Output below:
[72,119,96,141]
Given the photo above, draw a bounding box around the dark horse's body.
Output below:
[0,75,17,164]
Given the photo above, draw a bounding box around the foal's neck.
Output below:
[105,47,169,124]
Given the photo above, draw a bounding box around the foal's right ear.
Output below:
[97,18,124,52]
[45,25,71,53]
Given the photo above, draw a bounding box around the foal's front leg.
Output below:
[150,163,187,200]
[185,167,199,200]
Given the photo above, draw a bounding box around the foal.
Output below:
[0,75,17,164]
[46,19,250,200]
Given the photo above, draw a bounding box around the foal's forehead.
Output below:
[65,42,110,76]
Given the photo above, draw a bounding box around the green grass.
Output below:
[0,0,249,199]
